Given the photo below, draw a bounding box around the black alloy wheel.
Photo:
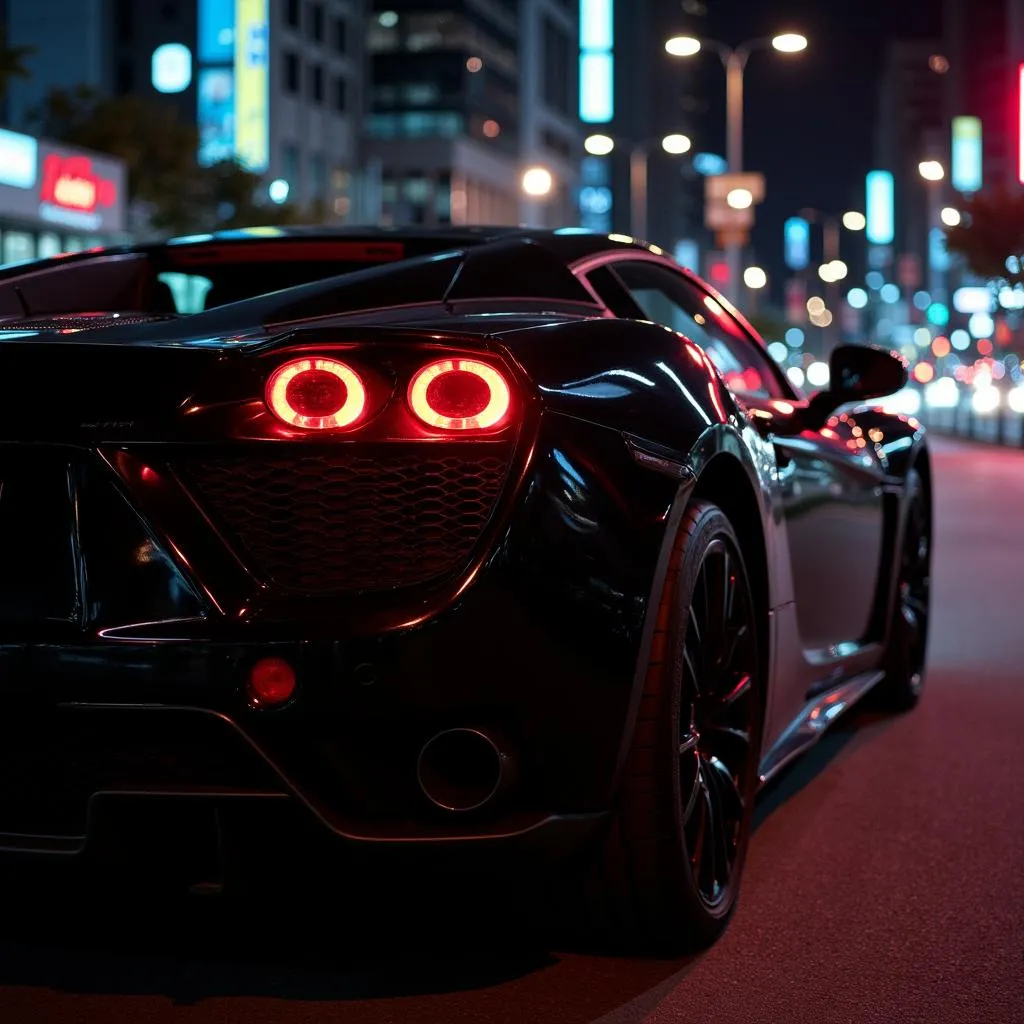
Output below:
[880,467,931,710]
[678,534,760,910]
[563,500,764,953]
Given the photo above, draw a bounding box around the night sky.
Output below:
[687,0,944,302]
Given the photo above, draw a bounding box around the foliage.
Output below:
[0,26,33,105]
[27,86,313,235]
[747,309,790,342]
[943,188,1024,287]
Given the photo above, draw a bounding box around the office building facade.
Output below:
[2,0,366,218]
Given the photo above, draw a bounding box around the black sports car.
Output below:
[0,227,930,951]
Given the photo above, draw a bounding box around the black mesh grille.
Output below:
[0,314,172,331]
[176,446,515,595]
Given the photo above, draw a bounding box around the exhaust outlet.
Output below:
[417,728,516,812]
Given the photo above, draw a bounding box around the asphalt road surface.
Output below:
[0,436,1021,1024]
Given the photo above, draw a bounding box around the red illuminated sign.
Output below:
[39,154,117,213]
[1019,63,1024,185]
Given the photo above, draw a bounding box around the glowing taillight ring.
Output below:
[407,358,511,430]
[266,357,367,430]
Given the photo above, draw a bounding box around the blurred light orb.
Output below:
[726,188,753,209]
[806,361,830,387]
[743,266,767,289]
[772,33,808,53]
[466,56,483,72]
[268,179,290,204]
[522,167,553,197]
[768,341,788,363]
[940,206,961,227]
[151,43,192,93]
[806,296,826,315]
[584,134,615,156]
[950,329,971,350]
[665,36,702,57]
[378,10,398,27]
[662,133,692,155]
[880,283,900,303]
[786,366,806,387]
[928,54,950,73]
[842,211,866,231]
[785,327,805,347]
[1008,387,1024,413]
[482,119,500,138]
[847,287,868,309]
[866,270,884,290]
[918,159,945,181]
[968,312,995,338]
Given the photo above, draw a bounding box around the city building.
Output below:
[0,126,128,262]
[872,39,947,298]
[942,0,1024,193]
[1,0,366,218]
[362,0,581,228]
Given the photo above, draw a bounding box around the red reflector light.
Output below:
[266,357,366,429]
[408,358,511,430]
[248,657,297,707]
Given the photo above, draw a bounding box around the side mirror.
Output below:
[803,344,908,430]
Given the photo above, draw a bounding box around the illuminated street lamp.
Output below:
[727,187,754,209]
[666,30,808,301]
[583,133,694,239]
[521,166,554,197]
[744,266,768,289]
[584,134,615,156]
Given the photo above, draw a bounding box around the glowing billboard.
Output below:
[784,216,810,270]
[234,0,269,172]
[865,170,894,245]
[579,0,613,123]
[951,116,982,193]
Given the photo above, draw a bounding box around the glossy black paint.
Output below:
[0,228,928,871]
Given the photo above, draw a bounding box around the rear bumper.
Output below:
[0,702,607,871]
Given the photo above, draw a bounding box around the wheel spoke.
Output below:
[703,763,733,892]
[681,751,702,823]
[705,754,745,815]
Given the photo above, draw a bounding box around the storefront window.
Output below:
[1,231,35,266]
[37,232,63,259]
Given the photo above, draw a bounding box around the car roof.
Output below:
[140,225,657,263]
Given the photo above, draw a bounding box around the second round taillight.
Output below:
[407,358,511,430]
[266,357,366,430]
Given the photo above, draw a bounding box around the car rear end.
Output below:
[0,321,662,886]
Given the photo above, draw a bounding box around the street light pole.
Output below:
[723,48,749,304]
[630,145,649,240]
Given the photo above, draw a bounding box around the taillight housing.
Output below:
[265,357,367,430]
[407,358,512,431]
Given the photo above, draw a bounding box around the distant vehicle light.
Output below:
[266,357,367,430]
[408,359,511,430]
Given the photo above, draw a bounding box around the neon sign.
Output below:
[38,154,119,230]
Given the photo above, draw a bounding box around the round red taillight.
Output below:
[407,359,511,430]
[248,657,297,707]
[266,357,366,429]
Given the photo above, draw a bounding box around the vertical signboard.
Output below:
[865,170,894,245]
[784,216,810,270]
[234,0,269,172]
[579,0,613,123]
[951,116,982,193]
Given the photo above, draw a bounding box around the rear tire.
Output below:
[560,500,764,954]
[878,467,931,711]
